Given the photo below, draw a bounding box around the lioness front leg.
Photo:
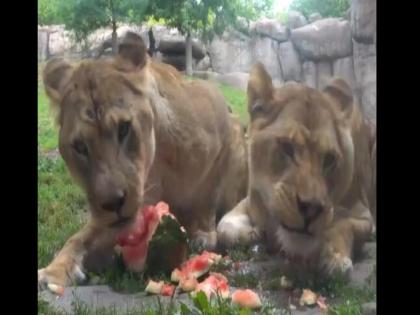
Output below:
[320,201,373,276]
[38,220,115,288]
[217,198,261,249]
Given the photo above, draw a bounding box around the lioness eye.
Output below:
[118,121,131,142]
[323,152,337,174]
[73,140,88,156]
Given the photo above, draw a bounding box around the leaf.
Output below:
[180,302,193,315]
[193,291,210,313]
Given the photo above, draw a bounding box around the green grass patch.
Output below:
[217,83,248,124]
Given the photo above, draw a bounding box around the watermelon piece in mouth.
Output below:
[115,202,187,273]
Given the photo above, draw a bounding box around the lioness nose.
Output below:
[101,190,126,213]
[297,197,323,222]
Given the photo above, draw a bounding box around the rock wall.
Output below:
[38,0,376,124]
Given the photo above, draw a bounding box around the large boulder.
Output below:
[291,18,352,61]
[195,55,211,71]
[316,61,333,90]
[158,37,206,60]
[48,28,73,56]
[302,61,317,88]
[251,17,289,42]
[251,37,283,81]
[333,56,356,91]
[308,12,322,23]
[287,10,308,29]
[277,41,301,82]
[353,40,376,124]
[351,0,376,44]
[207,29,253,74]
[38,30,49,61]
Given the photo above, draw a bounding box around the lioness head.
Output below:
[247,63,356,251]
[43,33,156,228]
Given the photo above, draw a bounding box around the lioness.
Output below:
[39,33,247,287]
[217,63,375,276]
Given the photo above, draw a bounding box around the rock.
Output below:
[291,18,352,61]
[251,37,283,81]
[288,10,308,29]
[308,13,322,23]
[333,56,356,90]
[195,55,211,71]
[302,61,317,88]
[207,30,253,74]
[316,61,332,90]
[38,30,49,61]
[214,72,250,91]
[48,29,73,57]
[160,54,189,71]
[158,37,206,60]
[278,41,302,82]
[353,40,376,124]
[362,302,377,315]
[344,8,351,21]
[252,17,289,42]
[351,0,376,44]
[350,242,376,290]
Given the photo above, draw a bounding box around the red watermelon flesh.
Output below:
[116,202,173,272]
[231,289,262,309]
[171,250,222,283]
[160,284,176,296]
[193,273,230,300]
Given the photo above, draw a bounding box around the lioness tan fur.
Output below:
[217,63,375,276]
[39,33,247,287]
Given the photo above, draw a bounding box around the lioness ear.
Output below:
[43,58,73,107]
[115,32,148,71]
[247,62,274,115]
[323,78,354,113]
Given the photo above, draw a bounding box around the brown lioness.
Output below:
[39,33,247,288]
[217,63,375,276]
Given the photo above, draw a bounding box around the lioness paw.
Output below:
[38,263,86,291]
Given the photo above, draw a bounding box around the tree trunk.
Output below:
[110,0,117,55]
[112,21,117,55]
[185,32,193,76]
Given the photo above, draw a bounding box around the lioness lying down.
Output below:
[38,33,247,287]
[217,63,375,276]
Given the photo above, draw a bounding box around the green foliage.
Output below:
[150,0,272,41]
[58,0,149,44]
[289,0,349,18]
[38,0,63,25]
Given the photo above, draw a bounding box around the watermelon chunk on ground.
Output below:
[192,273,230,300]
[231,289,262,309]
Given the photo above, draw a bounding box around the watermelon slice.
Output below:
[179,274,199,292]
[160,284,176,296]
[231,289,262,309]
[116,202,187,273]
[171,251,222,284]
[144,280,175,296]
[145,280,164,295]
[192,273,230,300]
